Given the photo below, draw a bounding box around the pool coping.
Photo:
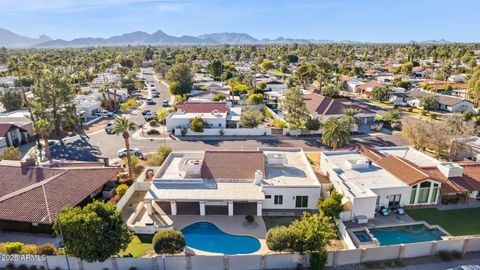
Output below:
[347,221,451,248]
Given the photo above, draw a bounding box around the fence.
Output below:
[175,128,272,136]
[2,236,480,269]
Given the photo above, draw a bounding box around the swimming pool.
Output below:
[353,230,373,243]
[181,222,261,254]
[369,224,444,246]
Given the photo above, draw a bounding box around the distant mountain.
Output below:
[0,27,458,48]
[0,28,51,48]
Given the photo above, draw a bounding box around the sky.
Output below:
[0,0,479,42]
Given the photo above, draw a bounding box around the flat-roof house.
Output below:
[0,161,119,232]
[320,145,480,221]
[139,148,320,231]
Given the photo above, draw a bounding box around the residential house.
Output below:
[0,123,30,149]
[0,160,119,232]
[90,73,122,89]
[0,110,34,136]
[73,94,101,121]
[449,136,480,161]
[136,147,320,232]
[356,81,383,95]
[320,145,480,221]
[342,77,363,92]
[406,90,475,113]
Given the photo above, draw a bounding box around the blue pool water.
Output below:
[354,231,373,243]
[370,224,444,246]
[181,222,261,254]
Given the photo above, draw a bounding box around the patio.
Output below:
[343,212,415,230]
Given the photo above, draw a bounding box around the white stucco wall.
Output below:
[261,186,320,210]
[371,186,411,208]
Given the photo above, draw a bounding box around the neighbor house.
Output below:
[0,123,30,149]
[356,81,383,95]
[406,90,475,113]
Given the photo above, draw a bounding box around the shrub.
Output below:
[38,244,57,255]
[152,229,185,254]
[190,117,205,132]
[212,94,226,101]
[56,248,65,255]
[451,251,462,259]
[310,252,328,270]
[273,119,287,128]
[266,226,294,251]
[240,110,265,128]
[146,146,172,166]
[430,113,437,120]
[407,107,413,112]
[245,215,254,223]
[116,184,129,197]
[463,111,475,121]
[248,93,264,105]
[149,119,158,126]
[263,107,273,119]
[147,129,160,135]
[0,146,21,160]
[20,244,39,254]
[219,129,225,136]
[437,250,452,261]
[421,110,427,116]
[305,117,321,131]
[2,242,24,254]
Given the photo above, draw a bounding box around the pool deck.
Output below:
[169,215,269,255]
[344,213,415,229]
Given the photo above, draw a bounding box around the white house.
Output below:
[141,147,321,221]
[406,90,476,113]
[346,78,363,92]
[73,94,101,119]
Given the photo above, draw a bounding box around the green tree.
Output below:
[283,86,309,129]
[315,60,333,92]
[468,70,480,106]
[321,85,340,98]
[317,190,343,219]
[0,89,23,111]
[156,108,170,146]
[261,59,275,71]
[266,226,294,252]
[420,96,439,113]
[0,146,21,160]
[322,117,350,150]
[166,63,193,95]
[288,212,336,254]
[35,119,53,162]
[212,94,226,101]
[306,117,321,131]
[152,229,185,254]
[189,117,205,132]
[240,110,264,128]
[292,62,316,89]
[54,201,132,262]
[247,93,264,105]
[112,117,138,178]
[206,59,223,78]
[341,107,360,131]
[383,109,402,124]
[369,85,390,102]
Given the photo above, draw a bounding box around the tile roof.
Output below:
[201,150,265,180]
[176,102,229,113]
[0,165,119,224]
[0,123,27,137]
[356,81,383,91]
[303,93,374,116]
[375,155,431,186]
[422,163,480,193]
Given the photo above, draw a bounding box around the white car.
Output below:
[144,112,155,121]
[446,266,480,270]
[97,110,114,118]
[105,122,114,134]
[117,148,143,159]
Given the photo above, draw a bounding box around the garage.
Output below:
[233,202,257,215]
[176,202,200,215]
[155,202,172,215]
[205,205,228,215]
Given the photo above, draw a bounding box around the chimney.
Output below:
[436,162,464,178]
[254,170,263,185]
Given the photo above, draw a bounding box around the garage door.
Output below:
[155,202,171,215]
[205,205,228,215]
[233,202,257,215]
[176,202,200,215]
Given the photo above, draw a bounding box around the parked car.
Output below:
[378,206,389,216]
[162,99,169,107]
[97,110,114,117]
[150,84,155,87]
[144,112,155,121]
[146,98,155,105]
[446,265,480,270]
[152,90,160,97]
[105,122,114,134]
[142,109,151,116]
[392,207,405,215]
[117,148,143,159]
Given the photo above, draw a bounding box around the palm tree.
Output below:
[35,119,53,162]
[341,107,361,131]
[156,108,169,147]
[112,117,138,178]
[322,117,351,151]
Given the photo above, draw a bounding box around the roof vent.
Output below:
[437,162,464,178]
[345,159,371,169]
[266,153,288,166]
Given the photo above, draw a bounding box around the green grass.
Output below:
[118,235,153,257]
[406,208,480,236]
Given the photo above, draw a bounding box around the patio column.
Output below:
[170,201,177,215]
[228,201,233,216]
[256,202,262,216]
[6,132,13,146]
[15,128,21,143]
[199,201,206,216]
[146,200,153,215]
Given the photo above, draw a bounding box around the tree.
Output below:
[322,117,350,150]
[212,94,226,101]
[420,96,439,113]
[292,62,316,89]
[305,117,321,131]
[156,108,169,146]
[152,229,185,254]
[247,93,264,105]
[112,117,138,178]
[54,201,132,262]
[283,87,309,130]
[35,119,53,162]
[369,86,390,101]
[189,117,205,132]
[166,63,193,95]
[0,89,23,111]
[321,85,340,98]
[240,110,264,128]
[468,70,480,106]
[266,226,294,252]
[0,146,21,160]
[317,190,343,219]
[383,109,402,124]
[341,107,360,131]
[206,59,223,78]
[288,212,336,254]
[147,146,172,166]
[315,60,333,92]
[402,120,429,150]
[260,59,275,71]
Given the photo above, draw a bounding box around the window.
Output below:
[410,185,417,204]
[388,194,401,207]
[274,195,283,205]
[265,195,272,199]
[417,184,430,203]
[295,196,308,208]
[431,185,439,203]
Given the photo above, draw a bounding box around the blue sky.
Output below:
[1,0,479,42]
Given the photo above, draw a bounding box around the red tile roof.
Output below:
[0,165,119,224]
[201,151,265,180]
[176,102,229,113]
[356,81,383,92]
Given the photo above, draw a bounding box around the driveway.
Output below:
[0,232,61,247]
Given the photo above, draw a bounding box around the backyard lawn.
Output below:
[406,208,480,236]
[118,235,153,257]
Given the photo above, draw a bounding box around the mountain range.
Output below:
[0,27,453,48]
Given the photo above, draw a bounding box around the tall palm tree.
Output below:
[35,119,53,162]
[322,117,351,151]
[341,107,361,131]
[112,117,138,178]
[156,108,169,147]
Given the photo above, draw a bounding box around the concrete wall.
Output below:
[117,181,151,211]
[337,220,357,249]
[371,186,411,208]
[261,186,320,210]
[175,128,272,136]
